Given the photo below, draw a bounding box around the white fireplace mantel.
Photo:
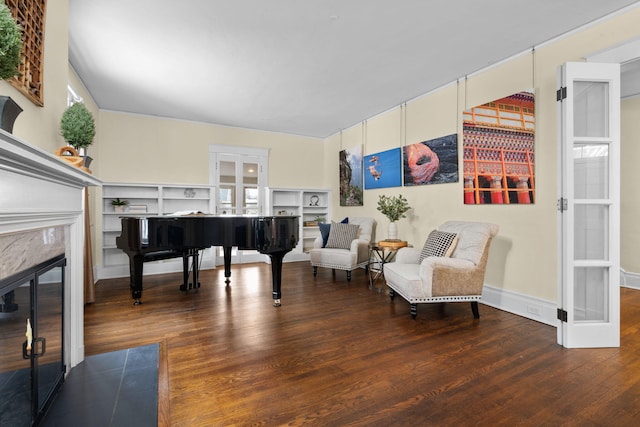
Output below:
[1,129,101,369]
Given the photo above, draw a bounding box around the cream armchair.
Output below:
[383,221,499,319]
[309,217,376,281]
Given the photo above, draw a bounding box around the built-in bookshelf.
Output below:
[266,188,330,260]
[99,182,215,279]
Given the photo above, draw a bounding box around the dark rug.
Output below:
[41,343,159,427]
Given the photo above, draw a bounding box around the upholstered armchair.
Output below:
[309,217,376,281]
[383,221,499,319]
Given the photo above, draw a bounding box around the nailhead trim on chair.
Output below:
[387,285,482,304]
[310,261,369,271]
[409,295,482,303]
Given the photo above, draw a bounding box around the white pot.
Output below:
[114,205,125,213]
[388,222,398,240]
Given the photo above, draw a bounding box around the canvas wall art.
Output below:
[403,134,458,186]
[339,145,363,206]
[364,147,402,189]
[462,90,535,204]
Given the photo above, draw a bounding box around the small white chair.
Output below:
[384,221,498,319]
[309,217,376,281]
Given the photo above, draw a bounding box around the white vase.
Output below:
[388,222,398,241]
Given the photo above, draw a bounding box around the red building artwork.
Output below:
[462,91,535,204]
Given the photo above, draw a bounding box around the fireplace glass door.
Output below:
[0,254,66,427]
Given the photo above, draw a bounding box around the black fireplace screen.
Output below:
[0,254,66,427]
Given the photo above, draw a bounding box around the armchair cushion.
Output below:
[384,256,479,299]
[419,230,458,263]
[438,221,498,265]
[326,222,359,249]
[319,217,348,247]
[319,222,331,247]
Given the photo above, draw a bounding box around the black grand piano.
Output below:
[115,215,299,306]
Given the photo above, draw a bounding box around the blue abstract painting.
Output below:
[364,147,402,189]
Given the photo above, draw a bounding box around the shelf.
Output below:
[162,197,209,200]
[99,182,215,279]
[267,187,330,261]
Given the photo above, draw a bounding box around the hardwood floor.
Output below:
[85,261,640,426]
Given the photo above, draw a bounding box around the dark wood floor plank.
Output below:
[85,261,640,426]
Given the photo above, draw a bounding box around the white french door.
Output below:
[216,153,261,216]
[209,145,268,264]
[557,62,620,348]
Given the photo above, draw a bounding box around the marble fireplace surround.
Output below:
[0,226,66,281]
[0,129,100,369]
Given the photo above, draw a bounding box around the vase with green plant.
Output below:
[0,1,24,133]
[377,194,411,241]
[60,102,96,166]
[111,198,128,213]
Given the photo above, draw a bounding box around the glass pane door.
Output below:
[558,61,620,348]
[243,162,259,215]
[34,266,64,416]
[218,160,236,214]
[217,158,259,215]
[0,280,32,427]
[214,153,265,263]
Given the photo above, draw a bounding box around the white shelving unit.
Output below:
[267,188,330,260]
[99,182,215,279]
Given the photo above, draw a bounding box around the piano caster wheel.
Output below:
[273,299,281,307]
[133,299,142,305]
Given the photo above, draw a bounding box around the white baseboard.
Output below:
[621,269,640,290]
[96,255,304,281]
[96,258,217,281]
[481,284,559,327]
[482,267,637,327]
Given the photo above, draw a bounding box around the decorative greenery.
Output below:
[111,198,128,206]
[60,102,96,149]
[0,0,22,79]
[377,194,411,222]
[0,1,22,80]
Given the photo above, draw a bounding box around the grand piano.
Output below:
[115,215,299,306]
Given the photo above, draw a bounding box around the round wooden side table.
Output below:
[368,240,409,292]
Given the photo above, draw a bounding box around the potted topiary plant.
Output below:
[0,1,24,133]
[60,102,96,167]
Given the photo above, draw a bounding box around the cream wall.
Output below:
[94,110,323,185]
[621,96,640,273]
[0,0,70,152]
[324,6,640,303]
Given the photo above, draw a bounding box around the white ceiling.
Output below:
[68,0,640,139]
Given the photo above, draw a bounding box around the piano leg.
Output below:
[180,249,201,291]
[192,250,200,289]
[181,253,189,291]
[223,246,232,284]
[268,252,286,307]
[129,254,144,305]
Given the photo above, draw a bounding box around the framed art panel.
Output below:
[403,134,458,186]
[364,147,402,189]
[462,90,535,204]
[339,145,363,206]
